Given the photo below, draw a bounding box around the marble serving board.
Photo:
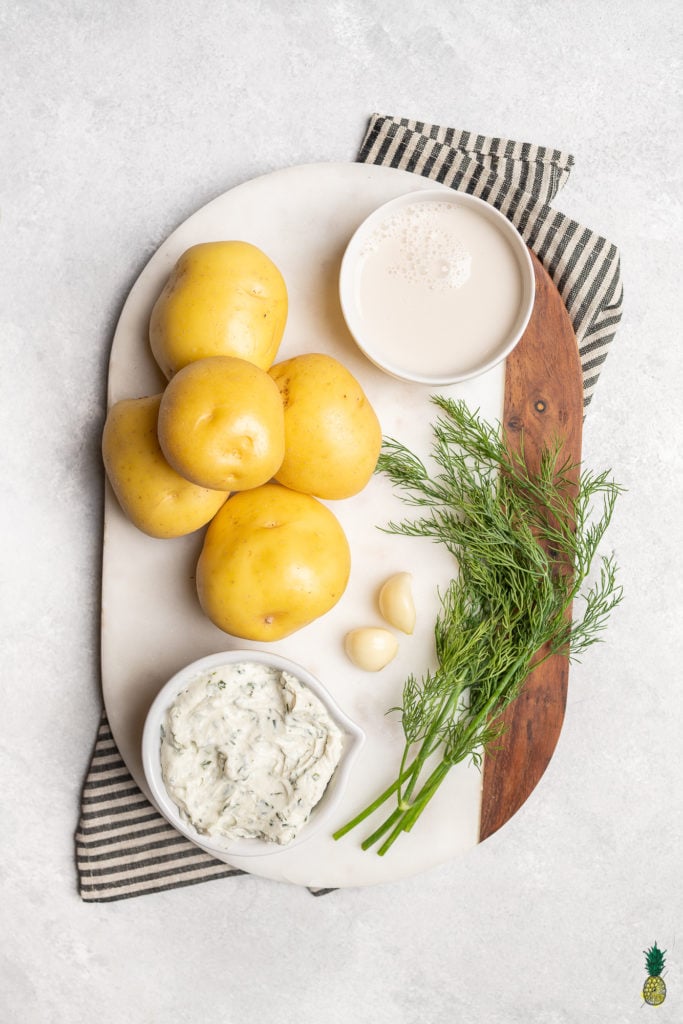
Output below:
[101,162,580,888]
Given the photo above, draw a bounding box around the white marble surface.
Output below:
[2,1,681,1021]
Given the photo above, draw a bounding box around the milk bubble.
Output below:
[361,202,472,292]
[352,196,524,380]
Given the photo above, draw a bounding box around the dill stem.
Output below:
[383,657,535,854]
[450,652,535,758]
[360,808,402,850]
[362,762,444,852]
[332,758,418,840]
[399,684,463,806]
[399,759,452,834]
[377,761,452,855]
[335,684,465,842]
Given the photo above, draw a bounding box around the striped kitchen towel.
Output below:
[76,114,623,902]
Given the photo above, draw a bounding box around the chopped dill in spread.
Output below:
[160,662,343,845]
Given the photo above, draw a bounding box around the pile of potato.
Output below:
[102,241,382,641]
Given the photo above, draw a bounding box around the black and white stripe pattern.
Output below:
[77,715,244,901]
[359,114,623,409]
[77,115,623,901]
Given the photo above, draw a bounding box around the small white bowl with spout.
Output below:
[142,649,365,858]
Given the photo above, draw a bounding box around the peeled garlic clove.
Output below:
[378,572,416,635]
[344,628,399,672]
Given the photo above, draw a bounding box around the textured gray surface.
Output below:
[2,1,682,1021]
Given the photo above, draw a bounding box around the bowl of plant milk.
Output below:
[339,189,535,385]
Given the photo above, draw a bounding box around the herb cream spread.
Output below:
[160,661,343,845]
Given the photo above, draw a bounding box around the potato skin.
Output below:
[269,352,382,499]
[149,241,288,378]
[196,482,351,641]
[157,356,285,491]
[102,394,229,539]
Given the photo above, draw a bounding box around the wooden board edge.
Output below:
[479,251,583,842]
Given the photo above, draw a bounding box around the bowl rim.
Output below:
[339,186,535,386]
[141,648,365,859]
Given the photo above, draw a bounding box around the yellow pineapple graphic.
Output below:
[642,941,667,1006]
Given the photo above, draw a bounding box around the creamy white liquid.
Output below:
[355,200,524,379]
[160,662,343,845]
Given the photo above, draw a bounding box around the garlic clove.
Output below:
[378,572,416,635]
[344,627,399,672]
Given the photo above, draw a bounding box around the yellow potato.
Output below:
[157,356,285,491]
[102,394,229,539]
[196,482,351,641]
[269,352,382,499]
[149,241,288,378]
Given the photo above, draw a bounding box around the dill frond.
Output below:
[333,398,623,854]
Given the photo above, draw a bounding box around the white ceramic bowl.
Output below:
[339,188,535,385]
[141,649,365,858]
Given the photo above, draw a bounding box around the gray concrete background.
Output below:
[2,1,681,1021]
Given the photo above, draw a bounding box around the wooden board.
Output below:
[101,164,582,884]
[479,251,583,841]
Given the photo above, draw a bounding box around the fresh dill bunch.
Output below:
[334,397,623,855]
